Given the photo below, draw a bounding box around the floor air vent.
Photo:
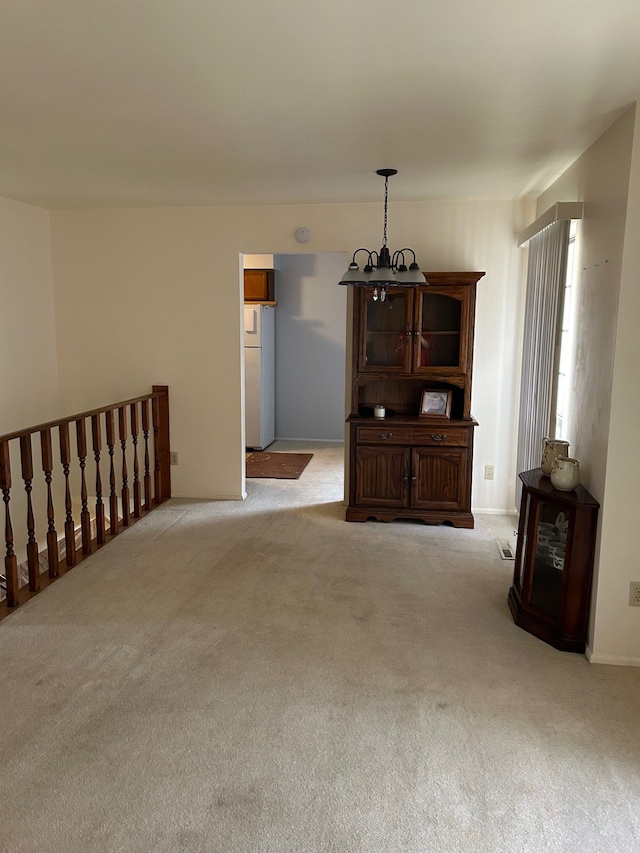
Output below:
[497,539,515,560]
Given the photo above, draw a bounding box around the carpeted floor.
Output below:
[1,440,639,853]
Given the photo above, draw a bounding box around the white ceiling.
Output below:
[2,0,640,209]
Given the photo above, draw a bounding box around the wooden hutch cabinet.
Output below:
[346,272,484,527]
[508,468,599,653]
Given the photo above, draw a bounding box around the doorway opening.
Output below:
[241,252,348,494]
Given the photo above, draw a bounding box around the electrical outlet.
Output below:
[170,452,178,466]
[484,465,495,480]
[629,582,640,606]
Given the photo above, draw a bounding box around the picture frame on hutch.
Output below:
[419,389,452,419]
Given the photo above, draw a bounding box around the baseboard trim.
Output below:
[585,646,640,667]
[472,508,518,517]
[275,437,344,443]
[171,493,246,501]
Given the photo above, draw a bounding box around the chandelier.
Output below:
[338,168,425,301]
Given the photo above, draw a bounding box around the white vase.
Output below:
[541,437,571,476]
[550,456,581,491]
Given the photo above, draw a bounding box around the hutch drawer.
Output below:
[411,426,469,446]
[356,426,413,444]
[355,424,470,447]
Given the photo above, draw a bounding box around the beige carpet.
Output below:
[1,440,639,853]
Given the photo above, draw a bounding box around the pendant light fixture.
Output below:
[338,168,425,301]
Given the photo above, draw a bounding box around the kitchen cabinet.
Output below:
[244,269,274,302]
[346,272,484,526]
[508,468,599,652]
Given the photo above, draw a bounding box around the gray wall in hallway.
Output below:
[274,253,347,441]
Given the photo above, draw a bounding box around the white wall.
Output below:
[535,106,635,501]
[593,106,640,664]
[0,196,60,433]
[535,104,640,664]
[273,253,347,441]
[48,198,531,509]
[0,196,61,564]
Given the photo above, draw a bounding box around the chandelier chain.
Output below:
[383,176,388,249]
[337,168,423,289]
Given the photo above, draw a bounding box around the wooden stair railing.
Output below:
[0,386,170,620]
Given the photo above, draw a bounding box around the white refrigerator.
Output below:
[244,304,275,450]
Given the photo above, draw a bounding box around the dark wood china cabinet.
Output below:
[346,272,484,527]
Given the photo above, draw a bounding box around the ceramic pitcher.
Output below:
[541,437,570,476]
[550,456,581,491]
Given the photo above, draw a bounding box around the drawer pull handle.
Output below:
[378,432,393,439]
[431,433,447,441]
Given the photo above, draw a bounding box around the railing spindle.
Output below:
[152,385,171,502]
[142,399,152,511]
[118,407,130,527]
[76,418,92,555]
[19,435,40,592]
[40,427,60,577]
[0,441,19,607]
[91,414,105,546]
[130,402,141,518]
[105,410,119,536]
[59,422,76,566]
[152,396,161,503]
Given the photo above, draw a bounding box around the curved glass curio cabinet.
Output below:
[509,468,600,652]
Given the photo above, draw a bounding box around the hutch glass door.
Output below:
[416,291,463,369]
[361,290,409,371]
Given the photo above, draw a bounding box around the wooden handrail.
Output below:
[0,386,170,619]
[0,390,167,444]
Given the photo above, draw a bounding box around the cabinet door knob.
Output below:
[403,470,409,482]
[378,432,393,439]
[411,475,417,483]
[431,433,447,441]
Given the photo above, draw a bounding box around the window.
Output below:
[552,220,577,440]
[515,218,571,478]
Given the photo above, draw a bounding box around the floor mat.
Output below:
[246,451,313,479]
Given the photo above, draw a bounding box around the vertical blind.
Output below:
[516,219,570,489]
